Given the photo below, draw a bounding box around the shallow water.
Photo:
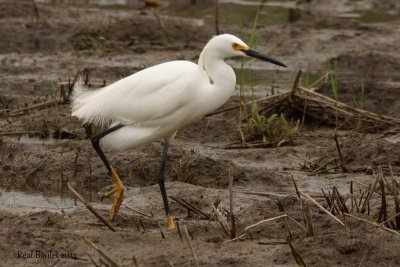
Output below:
[0,190,76,215]
[37,0,400,26]
[0,189,111,215]
[339,11,400,23]
[36,0,292,26]
[233,67,320,91]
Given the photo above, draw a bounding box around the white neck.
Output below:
[198,49,236,108]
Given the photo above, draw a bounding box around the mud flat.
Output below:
[1,0,400,266]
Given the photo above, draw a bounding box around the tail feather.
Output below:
[71,79,89,111]
[71,80,109,126]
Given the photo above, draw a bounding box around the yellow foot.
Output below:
[102,187,118,200]
[105,166,124,222]
[167,213,176,230]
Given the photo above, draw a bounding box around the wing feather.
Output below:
[71,61,203,127]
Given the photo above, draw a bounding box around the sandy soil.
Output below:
[1,0,400,266]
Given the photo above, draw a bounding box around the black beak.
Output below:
[245,49,287,68]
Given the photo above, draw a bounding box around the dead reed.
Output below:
[321,165,400,232]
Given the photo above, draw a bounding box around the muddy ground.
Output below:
[1,0,400,266]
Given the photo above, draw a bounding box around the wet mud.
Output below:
[1,0,400,266]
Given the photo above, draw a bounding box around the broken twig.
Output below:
[67,183,115,232]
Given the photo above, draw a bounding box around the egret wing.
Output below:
[72,61,204,127]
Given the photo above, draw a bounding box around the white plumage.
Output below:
[72,34,249,150]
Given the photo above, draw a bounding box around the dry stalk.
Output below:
[86,252,100,267]
[308,72,329,90]
[360,172,380,213]
[379,212,400,228]
[214,0,219,35]
[291,176,314,236]
[290,70,302,98]
[150,206,165,239]
[223,233,247,244]
[352,180,381,195]
[291,175,301,199]
[211,203,230,237]
[228,167,236,239]
[124,205,153,218]
[378,177,388,224]
[288,239,307,267]
[302,200,314,236]
[84,237,120,267]
[350,181,355,212]
[332,186,349,214]
[286,214,308,233]
[139,219,146,233]
[333,133,347,172]
[183,226,200,267]
[223,142,275,149]
[358,253,367,267]
[0,131,42,137]
[321,189,334,213]
[343,213,400,236]
[176,221,182,239]
[67,183,115,232]
[301,192,345,227]
[223,213,307,243]
[132,256,139,267]
[310,157,337,175]
[297,86,400,128]
[2,99,59,118]
[389,164,400,228]
[258,239,288,245]
[170,196,211,220]
[211,82,400,136]
[73,151,79,178]
[244,214,288,232]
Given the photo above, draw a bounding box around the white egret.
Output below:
[71,34,286,230]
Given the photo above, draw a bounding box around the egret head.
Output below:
[209,34,287,68]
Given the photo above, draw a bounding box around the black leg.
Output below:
[91,123,124,174]
[90,123,125,221]
[157,138,175,229]
[157,138,171,214]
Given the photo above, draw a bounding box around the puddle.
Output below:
[0,190,76,215]
[0,190,110,215]
[233,67,321,96]
[338,11,400,23]
[35,0,142,6]
[164,2,291,27]
[37,0,292,27]
[359,11,400,23]
[36,0,400,26]
[216,2,290,26]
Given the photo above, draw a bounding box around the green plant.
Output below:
[127,170,133,185]
[360,77,365,109]
[329,58,339,100]
[280,113,297,145]
[329,58,339,128]
[352,78,365,109]
[51,81,58,99]
[239,0,265,98]
[248,103,297,145]
[19,153,26,162]
[250,102,277,142]
[238,0,266,142]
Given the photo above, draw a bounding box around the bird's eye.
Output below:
[232,43,239,50]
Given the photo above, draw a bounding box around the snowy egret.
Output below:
[71,34,286,230]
